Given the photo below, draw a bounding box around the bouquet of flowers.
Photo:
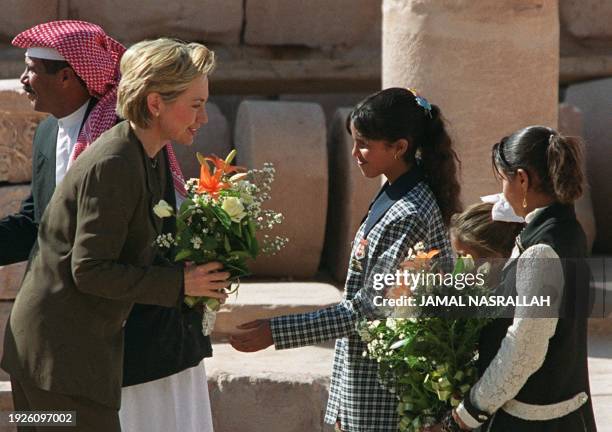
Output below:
[357,243,492,431]
[154,150,288,335]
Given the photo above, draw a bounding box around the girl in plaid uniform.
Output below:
[231,87,461,432]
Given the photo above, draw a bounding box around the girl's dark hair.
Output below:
[450,202,524,258]
[346,87,461,225]
[492,125,584,204]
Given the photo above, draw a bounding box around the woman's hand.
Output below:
[421,409,471,432]
[229,319,274,352]
[184,261,230,300]
[452,409,471,430]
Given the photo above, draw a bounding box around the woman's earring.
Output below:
[522,195,528,209]
[394,152,400,160]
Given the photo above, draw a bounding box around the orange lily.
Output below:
[399,249,440,271]
[197,162,231,198]
[416,249,440,260]
[195,150,247,197]
[204,154,246,176]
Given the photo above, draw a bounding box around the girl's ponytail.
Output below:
[547,134,584,204]
[420,104,462,225]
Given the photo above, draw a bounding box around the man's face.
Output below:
[20,56,64,115]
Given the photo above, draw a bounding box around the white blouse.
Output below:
[457,207,565,428]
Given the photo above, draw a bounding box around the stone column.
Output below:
[234,100,328,278]
[382,0,559,205]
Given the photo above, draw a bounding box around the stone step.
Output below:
[0,336,608,431]
[212,280,342,340]
[0,380,15,432]
[207,342,335,432]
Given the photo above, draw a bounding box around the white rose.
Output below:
[153,199,174,218]
[222,196,247,222]
[463,254,475,272]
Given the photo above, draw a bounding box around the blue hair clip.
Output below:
[407,88,432,118]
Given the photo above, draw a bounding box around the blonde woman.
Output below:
[2,39,228,432]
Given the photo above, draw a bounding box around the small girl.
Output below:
[450,201,524,259]
[231,87,461,432]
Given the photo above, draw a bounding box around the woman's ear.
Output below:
[146,93,162,119]
[516,168,530,192]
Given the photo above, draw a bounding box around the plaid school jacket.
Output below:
[270,171,452,432]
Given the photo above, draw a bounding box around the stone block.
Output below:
[213,281,342,339]
[171,102,232,180]
[0,46,25,80]
[69,0,243,44]
[566,78,612,253]
[382,0,559,205]
[0,184,30,221]
[558,103,597,253]
[0,261,26,300]
[279,93,369,128]
[208,342,335,432]
[0,111,46,183]
[560,0,612,41]
[0,1,59,43]
[0,383,13,417]
[234,100,328,277]
[0,80,32,112]
[244,0,381,48]
[209,95,267,136]
[322,108,381,283]
[0,302,12,382]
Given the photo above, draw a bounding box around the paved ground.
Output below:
[589,334,612,430]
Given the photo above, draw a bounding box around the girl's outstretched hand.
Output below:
[230,319,273,352]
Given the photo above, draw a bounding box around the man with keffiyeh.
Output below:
[0,21,220,431]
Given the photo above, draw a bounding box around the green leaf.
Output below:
[229,250,252,259]
[212,206,232,229]
[247,219,256,238]
[224,235,231,253]
[174,249,193,262]
[196,152,208,167]
[178,199,195,217]
[176,217,187,232]
[202,236,218,250]
[231,222,243,238]
[452,257,465,276]
[249,236,259,256]
[206,297,221,311]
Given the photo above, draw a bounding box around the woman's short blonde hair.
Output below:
[117,38,216,128]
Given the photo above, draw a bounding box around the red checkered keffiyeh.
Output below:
[13,20,187,196]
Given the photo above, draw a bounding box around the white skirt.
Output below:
[119,361,213,432]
